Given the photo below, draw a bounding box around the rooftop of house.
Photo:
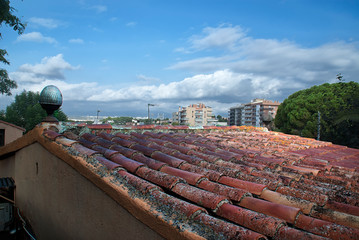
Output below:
[1,123,358,239]
[0,120,26,132]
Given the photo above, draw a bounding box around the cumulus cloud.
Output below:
[8,55,99,106]
[82,25,359,116]
[7,25,359,117]
[11,54,79,83]
[87,69,283,103]
[29,17,61,29]
[17,32,57,44]
[171,25,359,86]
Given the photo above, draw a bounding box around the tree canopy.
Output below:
[102,116,133,125]
[0,90,68,132]
[216,115,227,122]
[0,0,26,95]
[275,81,359,148]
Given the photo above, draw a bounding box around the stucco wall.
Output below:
[0,143,163,240]
[0,122,24,145]
[0,154,15,177]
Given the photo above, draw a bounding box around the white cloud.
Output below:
[90,5,107,13]
[126,22,137,27]
[7,24,359,118]
[189,24,245,51]
[8,55,98,104]
[20,80,98,101]
[69,38,84,44]
[136,74,160,83]
[29,17,61,29]
[11,54,79,83]
[171,25,359,85]
[87,69,283,103]
[17,32,57,44]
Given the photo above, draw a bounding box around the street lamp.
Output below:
[148,103,155,124]
[96,109,100,124]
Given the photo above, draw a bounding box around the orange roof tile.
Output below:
[1,124,359,239]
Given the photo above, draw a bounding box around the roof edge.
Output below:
[0,126,40,158]
[0,120,26,132]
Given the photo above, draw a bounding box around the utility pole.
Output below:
[148,104,155,124]
[317,111,321,141]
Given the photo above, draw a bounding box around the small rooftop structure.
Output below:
[0,120,25,146]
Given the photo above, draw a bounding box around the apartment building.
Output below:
[173,103,217,127]
[229,99,281,127]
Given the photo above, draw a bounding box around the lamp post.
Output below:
[96,109,100,124]
[148,104,155,124]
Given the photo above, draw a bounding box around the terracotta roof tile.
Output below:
[197,180,250,202]
[109,154,145,173]
[179,162,222,182]
[216,203,285,237]
[325,200,359,217]
[260,189,316,215]
[135,167,183,190]
[275,226,328,240]
[55,137,78,147]
[150,189,206,218]
[78,138,98,148]
[95,156,122,171]
[295,213,359,239]
[171,183,229,210]
[43,129,62,140]
[218,176,267,196]
[117,170,162,194]
[72,143,98,156]
[193,213,267,240]
[239,196,301,224]
[151,151,185,168]
[160,165,206,186]
[12,124,359,239]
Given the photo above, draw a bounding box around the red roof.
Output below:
[3,124,359,239]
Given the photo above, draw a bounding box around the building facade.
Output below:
[0,120,25,146]
[173,103,217,127]
[228,99,281,127]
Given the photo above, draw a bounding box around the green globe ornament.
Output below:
[39,85,63,122]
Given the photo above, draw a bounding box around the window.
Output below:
[0,129,4,146]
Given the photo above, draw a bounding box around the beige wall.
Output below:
[179,104,214,127]
[0,122,24,145]
[0,143,163,240]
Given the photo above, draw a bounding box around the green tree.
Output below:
[0,0,26,95]
[216,115,227,122]
[4,90,68,132]
[275,81,359,148]
[102,116,133,125]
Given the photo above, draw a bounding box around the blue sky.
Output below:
[1,0,359,118]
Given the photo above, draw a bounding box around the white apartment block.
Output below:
[172,103,217,127]
[229,99,281,127]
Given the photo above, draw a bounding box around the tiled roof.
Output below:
[2,124,359,239]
